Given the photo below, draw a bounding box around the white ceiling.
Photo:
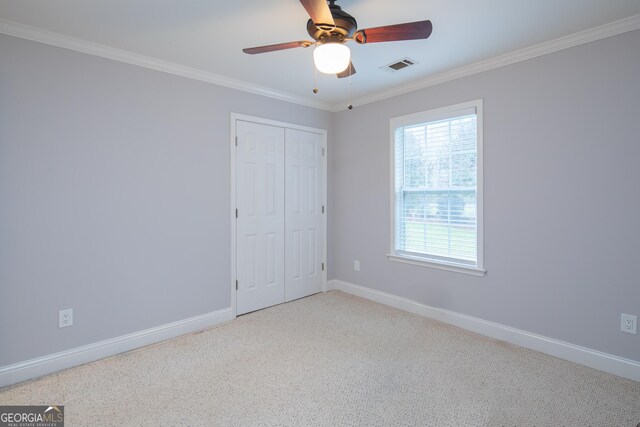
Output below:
[1,0,640,109]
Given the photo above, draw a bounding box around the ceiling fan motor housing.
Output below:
[306,2,358,42]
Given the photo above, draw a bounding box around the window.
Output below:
[389,100,484,276]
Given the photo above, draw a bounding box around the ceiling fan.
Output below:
[242,0,433,78]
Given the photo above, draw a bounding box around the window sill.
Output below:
[387,254,486,277]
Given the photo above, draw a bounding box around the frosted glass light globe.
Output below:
[313,43,351,74]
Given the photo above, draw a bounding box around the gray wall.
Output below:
[2,27,639,369]
[330,29,640,361]
[0,34,331,366]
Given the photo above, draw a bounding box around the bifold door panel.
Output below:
[236,121,286,315]
[285,128,323,302]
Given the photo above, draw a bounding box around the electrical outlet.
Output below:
[621,313,637,335]
[354,260,360,272]
[59,309,73,328]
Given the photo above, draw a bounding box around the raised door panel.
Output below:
[285,128,323,302]
[236,121,285,315]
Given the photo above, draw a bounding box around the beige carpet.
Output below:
[1,291,639,426]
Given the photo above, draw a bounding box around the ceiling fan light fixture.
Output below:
[313,42,350,74]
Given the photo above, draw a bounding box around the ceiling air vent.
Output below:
[382,57,418,72]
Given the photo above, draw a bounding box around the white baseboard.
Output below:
[0,307,233,388]
[328,280,640,382]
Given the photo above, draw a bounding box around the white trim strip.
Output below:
[0,308,233,388]
[387,254,486,277]
[1,15,639,112]
[328,280,640,382]
[390,105,477,128]
[0,19,333,112]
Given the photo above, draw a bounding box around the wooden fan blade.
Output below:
[243,41,312,54]
[354,20,432,44]
[299,0,335,27]
[337,62,356,78]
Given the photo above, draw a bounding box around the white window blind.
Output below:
[391,101,483,272]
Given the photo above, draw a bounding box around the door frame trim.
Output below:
[230,113,328,319]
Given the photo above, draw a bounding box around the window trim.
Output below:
[388,99,485,276]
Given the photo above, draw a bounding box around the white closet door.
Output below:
[285,128,323,302]
[236,121,285,315]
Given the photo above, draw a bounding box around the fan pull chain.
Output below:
[313,63,319,94]
[347,63,353,110]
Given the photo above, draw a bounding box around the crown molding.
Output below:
[0,19,334,112]
[342,13,640,111]
[2,14,639,113]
